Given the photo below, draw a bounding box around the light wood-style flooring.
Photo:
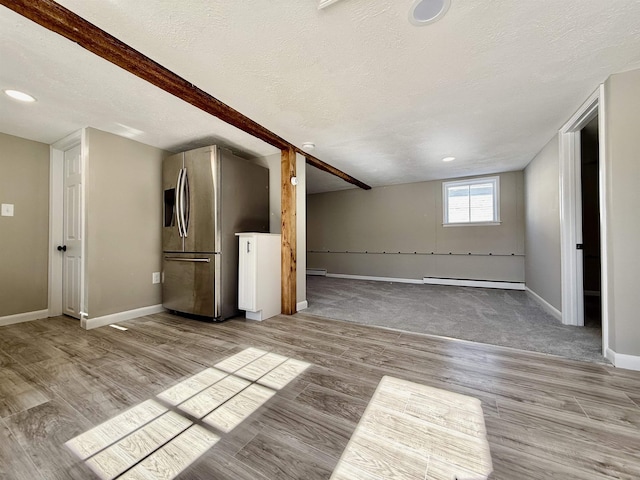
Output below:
[1,311,640,479]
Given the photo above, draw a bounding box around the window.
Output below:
[443,176,500,225]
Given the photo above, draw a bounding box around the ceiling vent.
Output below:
[409,0,451,26]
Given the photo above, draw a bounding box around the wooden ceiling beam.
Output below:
[1,0,371,190]
[299,149,372,190]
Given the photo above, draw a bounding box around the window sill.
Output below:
[443,221,501,227]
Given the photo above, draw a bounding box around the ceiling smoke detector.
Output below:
[409,0,451,26]
[302,142,316,151]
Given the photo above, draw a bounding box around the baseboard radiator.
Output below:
[306,268,327,276]
[307,270,524,290]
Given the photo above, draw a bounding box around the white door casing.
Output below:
[559,85,609,356]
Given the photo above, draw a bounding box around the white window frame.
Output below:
[442,176,500,226]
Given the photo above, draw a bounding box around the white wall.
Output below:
[524,135,562,311]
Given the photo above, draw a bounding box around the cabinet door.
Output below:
[238,236,257,310]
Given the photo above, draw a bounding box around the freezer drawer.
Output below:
[162,253,219,318]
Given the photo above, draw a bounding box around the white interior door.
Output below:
[62,144,83,318]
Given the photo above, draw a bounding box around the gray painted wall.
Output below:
[85,128,167,318]
[604,68,640,356]
[307,171,525,282]
[0,133,49,318]
[524,135,562,311]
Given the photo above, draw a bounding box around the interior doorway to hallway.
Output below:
[559,85,609,356]
[580,116,602,329]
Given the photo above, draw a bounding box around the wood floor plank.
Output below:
[3,398,92,477]
[96,357,199,398]
[485,416,640,479]
[0,418,44,480]
[236,428,335,480]
[576,397,640,429]
[0,362,51,418]
[489,443,613,480]
[181,450,270,480]
[295,382,368,424]
[298,366,378,401]
[495,397,640,458]
[257,396,354,459]
[50,369,147,424]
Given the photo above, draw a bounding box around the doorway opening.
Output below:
[48,129,86,321]
[559,85,609,356]
[580,116,602,329]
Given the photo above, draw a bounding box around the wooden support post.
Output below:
[281,147,297,315]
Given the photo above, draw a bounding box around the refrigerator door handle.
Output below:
[175,168,185,238]
[164,256,211,263]
[182,168,190,237]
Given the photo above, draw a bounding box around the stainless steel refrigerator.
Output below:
[162,145,269,321]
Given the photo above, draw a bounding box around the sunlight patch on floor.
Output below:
[65,348,310,480]
[330,376,493,480]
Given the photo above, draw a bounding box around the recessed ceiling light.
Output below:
[409,0,451,26]
[301,142,316,151]
[442,156,456,162]
[4,89,37,102]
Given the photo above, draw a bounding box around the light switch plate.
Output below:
[1,204,14,217]
[152,272,161,284]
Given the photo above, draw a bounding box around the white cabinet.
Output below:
[236,233,281,321]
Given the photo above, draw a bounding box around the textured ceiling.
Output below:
[2,1,640,192]
[0,8,278,159]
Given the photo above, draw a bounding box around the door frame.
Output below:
[559,85,609,354]
[48,129,87,319]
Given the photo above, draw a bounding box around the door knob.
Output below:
[57,245,67,252]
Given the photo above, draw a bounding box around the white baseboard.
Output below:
[82,304,165,330]
[327,273,423,284]
[525,287,562,322]
[424,277,525,290]
[0,309,49,327]
[306,269,327,276]
[297,300,309,311]
[606,348,640,371]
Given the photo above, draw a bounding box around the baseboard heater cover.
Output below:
[306,268,327,276]
[423,277,525,290]
[316,272,524,290]
[327,273,423,284]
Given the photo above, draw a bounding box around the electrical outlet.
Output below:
[1,204,14,217]
[152,272,161,284]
